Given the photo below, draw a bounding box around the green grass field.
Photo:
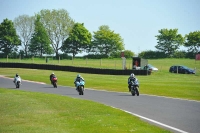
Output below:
[0,57,200,70]
[0,88,171,133]
[0,58,200,101]
[0,58,199,132]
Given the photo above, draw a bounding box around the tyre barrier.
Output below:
[0,62,151,75]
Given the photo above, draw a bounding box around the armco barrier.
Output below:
[0,62,150,75]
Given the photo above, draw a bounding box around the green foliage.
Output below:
[139,50,167,59]
[173,50,186,58]
[39,9,75,58]
[61,23,92,58]
[123,50,134,58]
[84,54,109,59]
[155,29,184,57]
[29,15,53,57]
[91,25,125,56]
[111,50,135,58]
[184,31,200,53]
[185,52,196,59]
[14,15,35,57]
[0,18,21,55]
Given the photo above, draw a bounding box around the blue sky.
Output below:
[0,0,200,55]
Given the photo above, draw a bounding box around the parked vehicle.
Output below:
[169,65,195,74]
[75,79,85,95]
[51,76,57,88]
[144,64,158,71]
[130,80,139,96]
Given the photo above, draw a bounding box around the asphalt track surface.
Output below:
[1,76,200,133]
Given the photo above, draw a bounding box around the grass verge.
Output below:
[0,88,171,133]
[0,67,199,101]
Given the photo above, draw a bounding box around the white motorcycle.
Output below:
[14,77,21,88]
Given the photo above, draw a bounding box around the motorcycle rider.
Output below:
[74,74,84,90]
[50,72,56,84]
[13,73,22,84]
[128,73,138,91]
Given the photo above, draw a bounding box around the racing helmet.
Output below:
[52,72,54,75]
[130,73,135,78]
[16,73,18,77]
[77,74,81,78]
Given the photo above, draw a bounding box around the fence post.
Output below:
[100,59,102,67]
[32,56,34,63]
[19,55,21,62]
[115,60,116,69]
[7,55,8,62]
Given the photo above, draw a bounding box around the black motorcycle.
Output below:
[130,80,139,96]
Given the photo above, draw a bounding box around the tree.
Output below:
[184,31,200,54]
[61,23,92,58]
[0,19,21,56]
[155,29,184,57]
[139,50,167,59]
[91,25,124,56]
[39,9,74,58]
[14,15,35,57]
[29,15,53,57]
[111,50,135,58]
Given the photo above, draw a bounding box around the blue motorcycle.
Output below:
[75,80,85,95]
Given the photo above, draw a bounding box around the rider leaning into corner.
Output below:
[127,73,138,91]
[74,74,84,90]
[49,72,56,84]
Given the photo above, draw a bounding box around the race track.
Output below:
[0,76,200,133]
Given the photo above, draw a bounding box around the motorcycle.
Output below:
[75,79,85,95]
[51,76,57,88]
[14,77,21,88]
[130,80,139,96]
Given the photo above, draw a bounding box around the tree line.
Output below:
[0,9,199,59]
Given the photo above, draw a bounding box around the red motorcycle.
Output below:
[51,76,57,88]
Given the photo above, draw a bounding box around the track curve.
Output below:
[0,76,200,133]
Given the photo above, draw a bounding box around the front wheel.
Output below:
[55,83,57,88]
[131,87,135,96]
[135,87,139,96]
[80,86,84,95]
